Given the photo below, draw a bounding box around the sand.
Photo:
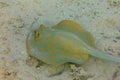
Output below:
[0,0,120,80]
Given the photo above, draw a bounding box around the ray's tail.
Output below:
[88,46,120,63]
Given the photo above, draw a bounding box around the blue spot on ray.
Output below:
[55,52,59,54]
[68,53,73,58]
[59,52,62,56]
[82,38,86,40]
[46,46,48,48]
[34,44,39,46]
[42,32,45,36]
[42,44,44,48]
[54,58,57,61]
[79,33,85,37]
[51,31,56,34]
[54,58,60,62]
[33,49,38,53]
[38,51,42,55]
[45,54,48,58]
[56,42,59,46]
[46,50,49,53]
[44,39,47,42]
[45,54,51,60]
[74,58,84,63]
[47,38,51,41]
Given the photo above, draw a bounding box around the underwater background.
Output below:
[0,0,120,80]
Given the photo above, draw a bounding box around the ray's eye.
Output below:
[34,30,39,40]
[40,24,45,28]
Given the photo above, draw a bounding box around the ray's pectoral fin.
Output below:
[46,64,65,77]
[88,46,120,63]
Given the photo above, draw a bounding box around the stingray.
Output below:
[26,20,120,76]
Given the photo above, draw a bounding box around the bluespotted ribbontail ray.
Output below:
[26,20,120,76]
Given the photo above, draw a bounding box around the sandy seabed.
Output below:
[0,0,120,80]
